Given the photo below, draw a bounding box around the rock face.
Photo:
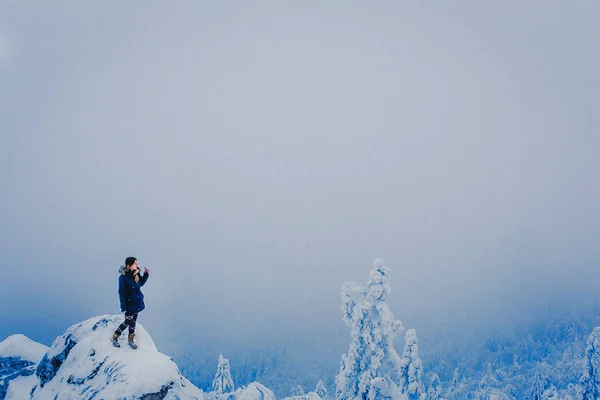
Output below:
[0,334,48,400]
[28,314,207,400]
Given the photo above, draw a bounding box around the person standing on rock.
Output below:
[111,257,150,349]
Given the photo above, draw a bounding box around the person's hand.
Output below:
[144,267,150,274]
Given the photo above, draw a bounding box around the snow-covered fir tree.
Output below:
[315,380,328,398]
[478,363,501,390]
[541,384,559,399]
[291,385,305,396]
[399,329,425,400]
[212,353,235,394]
[581,327,600,400]
[335,259,404,400]
[525,368,548,400]
[368,377,395,400]
[425,373,442,400]
[472,362,503,398]
[444,368,469,400]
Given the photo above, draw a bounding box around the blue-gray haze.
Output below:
[1,1,599,395]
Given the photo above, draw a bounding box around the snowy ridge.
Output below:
[0,334,48,363]
[0,334,48,400]
[28,314,208,400]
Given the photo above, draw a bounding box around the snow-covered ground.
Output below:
[1,315,281,400]
[26,314,207,399]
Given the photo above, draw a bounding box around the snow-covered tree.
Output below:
[399,329,425,400]
[444,368,469,400]
[212,353,235,394]
[540,385,559,400]
[425,373,442,400]
[581,327,600,400]
[291,385,305,396]
[368,377,395,400]
[477,388,514,400]
[525,368,548,400]
[477,363,500,390]
[315,380,328,398]
[335,259,404,400]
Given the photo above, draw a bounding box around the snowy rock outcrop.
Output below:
[233,382,276,400]
[25,314,207,400]
[281,393,322,400]
[0,334,48,400]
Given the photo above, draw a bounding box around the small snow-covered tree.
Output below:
[525,368,548,400]
[291,385,305,396]
[399,329,425,400]
[212,353,235,394]
[315,380,328,398]
[541,385,559,400]
[581,327,600,400]
[479,388,514,400]
[335,259,404,400]
[444,368,469,400]
[425,373,442,400]
[477,363,500,390]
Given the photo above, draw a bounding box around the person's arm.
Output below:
[139,268,150,286]
[118,276,127,313]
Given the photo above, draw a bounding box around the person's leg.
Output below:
[112,313,130,347]
[127,313,139,349]
[127,313,138,336]
[115,314,129,336]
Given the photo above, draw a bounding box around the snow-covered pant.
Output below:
[115,313,138,336]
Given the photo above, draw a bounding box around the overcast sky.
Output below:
[1,2,600,363]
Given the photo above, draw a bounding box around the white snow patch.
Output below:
[235,382,276,400]
[6,374,37,399]
[0,333,48,362]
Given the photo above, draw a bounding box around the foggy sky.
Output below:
[1,1,600,361]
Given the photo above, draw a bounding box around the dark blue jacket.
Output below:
[118,267,149,314]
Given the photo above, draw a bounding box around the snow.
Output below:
[235,382,276,400]
[0,334,48,362]
[281,393,322,400]
[6,374,37,399]
[29,314,207,400]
